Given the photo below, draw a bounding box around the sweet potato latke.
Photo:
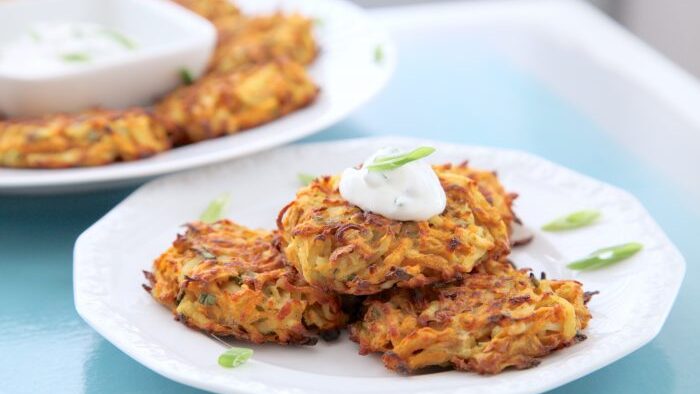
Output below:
[144,220,346,345]
[0,109,169,168]
[349,259,592,374]
[456,164,517,230]
[278,164,511,295]
[156,59,318,145]
[171,0,240,21]
[173,0,316,75]
[210,13,318,75]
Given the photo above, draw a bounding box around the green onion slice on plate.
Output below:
[298,173,316,186]
[200,193,230,223]
[567,242,643,271]
[218,347,253,368]
[374,45,384,64]
[61,52,90,62]
[542,210,601,232]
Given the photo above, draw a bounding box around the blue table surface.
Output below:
[1,37,697,393]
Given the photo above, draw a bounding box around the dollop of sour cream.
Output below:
[0,22,137,77]
[339,147,447,221]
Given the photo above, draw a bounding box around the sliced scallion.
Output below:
[542,210,600,232]
[366,146,435,172]
[298,173,316,186]
[218,347,253,368]
[198,293,217,305]
[374,45,384,64]
[61,52,90,62]
[101,29,137,50]
[180,68,195,85]
[29,30,41,42]
[567,242,643,271]
[200,193,230,223]
[195,247,216,260]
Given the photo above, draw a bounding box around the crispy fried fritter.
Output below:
[278,165,511,295]
[210,14,317,74]
[0,109,169,168]
[452,163,517,229]
[349,259,592,374]
[145,220,346,345]
[156,59,318,145]
[172,0,316,74]
[171,0,241,21]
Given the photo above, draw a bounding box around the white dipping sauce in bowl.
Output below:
[0,22,137,77]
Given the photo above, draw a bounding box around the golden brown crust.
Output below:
[278,165,511,295]
[210,13,318,75]
[171,0,241,21]
[349,259,592,374]
[172,0,316,75]
[0,109,170,168]
[447,162,517,231]
[145,219,347,345]
[156,59,318,145]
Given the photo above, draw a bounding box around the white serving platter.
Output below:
[0,0,396,194]
[74,137,685,394]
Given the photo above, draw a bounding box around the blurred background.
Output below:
[357,0,700,79]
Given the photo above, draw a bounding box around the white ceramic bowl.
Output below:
[0,0,216,117]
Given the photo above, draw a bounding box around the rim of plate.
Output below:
[0,0,397,192]
[74,136,686,394]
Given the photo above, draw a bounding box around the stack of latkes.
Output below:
[145,161,593,375]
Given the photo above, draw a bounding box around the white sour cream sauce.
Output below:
[339,147,447,221]
[0,22,137,77]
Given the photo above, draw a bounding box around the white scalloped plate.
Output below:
[0,0,395,194]
[74,137,685,394]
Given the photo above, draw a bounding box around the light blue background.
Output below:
[1,40,696,393]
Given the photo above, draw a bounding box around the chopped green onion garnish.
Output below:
[101,29,137,50]
[298,173,316,186]
[180,68,195,85]
[313,18,324,26]
[542,210,601,232]
[374,45,384,64]
[29,30,41,42]
[200,193,230,223]
[61,52,90,62]
[198,293,217,305]
[567,242,643,271]
[366,146,436,172]
[218,347,253,368]
[195,248,216,259]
